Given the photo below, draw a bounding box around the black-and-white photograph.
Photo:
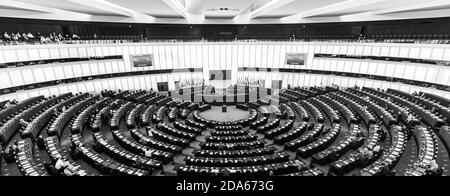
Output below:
[0,0,449,184]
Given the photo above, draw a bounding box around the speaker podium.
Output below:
[222,105,227,113]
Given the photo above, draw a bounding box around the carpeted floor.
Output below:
[199,106,250,122]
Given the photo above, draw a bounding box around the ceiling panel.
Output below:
[108,0,182,18]
[15,0,123,16]
[257,0,345,18]
[2,0,450,24]
[0,4,45,12]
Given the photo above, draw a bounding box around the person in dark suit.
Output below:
[44,161,59,176]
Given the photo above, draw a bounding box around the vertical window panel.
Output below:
[0,72,11,88]
[39,49,50,60]
[53,66,65,80]
[28,49,40,61]
[32,68,46,83]
[43,67,56,81]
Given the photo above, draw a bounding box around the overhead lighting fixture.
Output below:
[68,0,154,20]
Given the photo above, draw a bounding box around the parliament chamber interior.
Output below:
[0,0,450,177]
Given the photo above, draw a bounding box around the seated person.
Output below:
[19,119,29,127]
[3,32,11,41]
[36,135,45,150]
[55,158,69,173]
[27,32,34,39]
[63,165,81,176]
[2,143,18,163]
[429,159,442,176]
[11,99,18,105]
[135,157,145,168]
[43,161,59,176]
[372,145,382,156]
[144,148,153,158]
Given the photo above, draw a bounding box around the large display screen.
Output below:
[131,54,153,67]
[286,53,307,65]
[209,70,232,80]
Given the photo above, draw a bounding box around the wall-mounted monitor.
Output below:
[286,53,307,65]
[131,54,153,67]
[209,70,232,80]
[157,82,169,92]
